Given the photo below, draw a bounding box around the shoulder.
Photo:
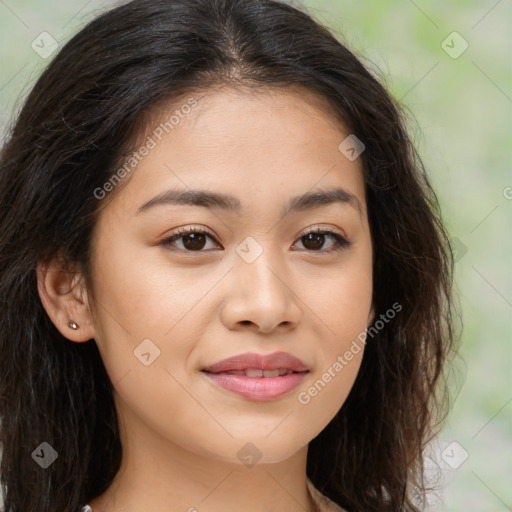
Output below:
[307,478,347,512]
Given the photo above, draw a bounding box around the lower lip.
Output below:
[202,371,308,401]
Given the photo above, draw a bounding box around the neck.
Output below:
[88,396,318,512]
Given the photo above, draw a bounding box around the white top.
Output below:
[82,478,346,512]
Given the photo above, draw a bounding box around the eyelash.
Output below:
[159,225,352,254]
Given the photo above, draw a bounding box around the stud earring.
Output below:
[68,321,79,330]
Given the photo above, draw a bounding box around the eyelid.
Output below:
[301,225,348,239]
[169,225,217,240]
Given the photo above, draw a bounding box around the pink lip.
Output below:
[202,351,310,401]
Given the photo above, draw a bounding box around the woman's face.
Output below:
[86,86,373,464]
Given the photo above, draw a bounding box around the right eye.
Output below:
[160,226,221,252]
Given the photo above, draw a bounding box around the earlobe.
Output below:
[36,255,95,342]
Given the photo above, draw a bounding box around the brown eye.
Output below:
[294,229,352,253]
[301,232,326,251]
[179,232,208,251]
[160,227,220,252]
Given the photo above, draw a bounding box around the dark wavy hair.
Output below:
[0,0,458,510]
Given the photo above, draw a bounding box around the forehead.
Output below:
[145,83,349,141]
[102,85,366,216]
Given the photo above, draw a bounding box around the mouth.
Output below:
[205,368,300,377]
[201,352,310,401]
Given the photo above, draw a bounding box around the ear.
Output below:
[36,253,96,342]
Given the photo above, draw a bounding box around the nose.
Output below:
[220,248,302,334]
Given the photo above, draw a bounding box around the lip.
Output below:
[202,351,310,401]
[202,351,309,373]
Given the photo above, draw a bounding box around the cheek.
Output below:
[296,350,363,434]
[110,359,239,465]
[294,285,368,433]
[90,233,201,342]
[88,236,219,408]
[308,252,373,341]
[295,256,371,422]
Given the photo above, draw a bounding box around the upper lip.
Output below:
[202,351,309,373]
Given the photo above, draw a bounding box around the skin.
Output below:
[37,85,374,512]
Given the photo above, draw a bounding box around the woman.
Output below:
[0,0,456,510]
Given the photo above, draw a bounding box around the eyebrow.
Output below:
[137,186,363,218]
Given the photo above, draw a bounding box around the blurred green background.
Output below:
[1,1,510,510]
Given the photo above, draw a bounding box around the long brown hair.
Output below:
[0,1,458,510]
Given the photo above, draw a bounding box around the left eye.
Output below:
[160,227,351,253]
[294,230,351,252]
